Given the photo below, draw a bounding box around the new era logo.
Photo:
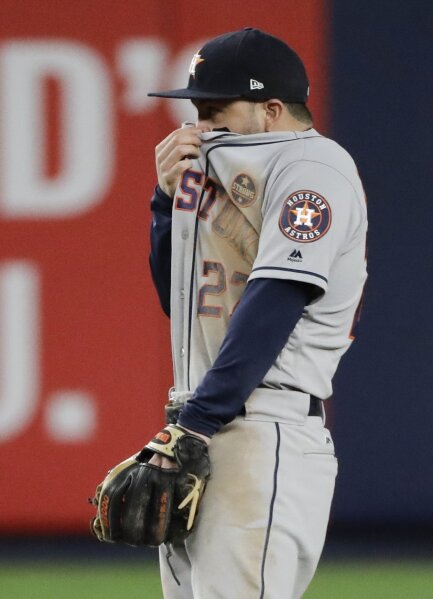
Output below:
[250,79,264,90]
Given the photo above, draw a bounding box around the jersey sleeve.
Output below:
[249,161,365,292]
[177,278,310,437]
[149,185,173,317]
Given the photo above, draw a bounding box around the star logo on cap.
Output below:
[189,53,205,77]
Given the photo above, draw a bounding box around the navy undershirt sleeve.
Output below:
[149,186,173,317]
[177,278,314,437]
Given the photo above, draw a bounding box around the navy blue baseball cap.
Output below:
[148,28,309,102]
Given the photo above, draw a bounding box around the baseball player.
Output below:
[91,27,367,599]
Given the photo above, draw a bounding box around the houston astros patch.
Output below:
[279,190,331,242]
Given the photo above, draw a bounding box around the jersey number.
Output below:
[197,261,248,318]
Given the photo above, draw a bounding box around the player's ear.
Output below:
[264,99,284,131]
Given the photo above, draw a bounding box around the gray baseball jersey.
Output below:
[170,128,367,399]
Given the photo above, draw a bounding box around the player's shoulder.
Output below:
[303,131,357,169]
[277,130,364,199]
[202,129,362,193]
[280,130,358,179]
[205,129,360,183]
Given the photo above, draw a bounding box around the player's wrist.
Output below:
[154,184,174,202]
[176,424,211,446]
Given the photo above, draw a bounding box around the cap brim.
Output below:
[148,88,242,100]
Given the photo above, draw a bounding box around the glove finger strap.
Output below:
[144,424,186,459]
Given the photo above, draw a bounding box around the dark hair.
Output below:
[284,102,313,126]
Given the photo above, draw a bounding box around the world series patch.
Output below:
[279,190,331,243]
[231,173,256,207]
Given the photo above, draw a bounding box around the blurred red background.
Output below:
[0,0,328,532]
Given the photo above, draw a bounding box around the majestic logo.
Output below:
[288,249,303,262]
[189,52,205,77]
[250,79,264,90]
[279,190,331,243]
[231,173,257,207]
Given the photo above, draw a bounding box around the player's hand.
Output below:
[89,424,211,546]
[155,126,210,197]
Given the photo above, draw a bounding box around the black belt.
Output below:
[308,395,323,417]
[238,394,323,417]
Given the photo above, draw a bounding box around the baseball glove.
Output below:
[89,425,211,547]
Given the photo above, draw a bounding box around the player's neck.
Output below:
[266,113,312,133]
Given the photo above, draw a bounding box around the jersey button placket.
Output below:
[180,232,188,363]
